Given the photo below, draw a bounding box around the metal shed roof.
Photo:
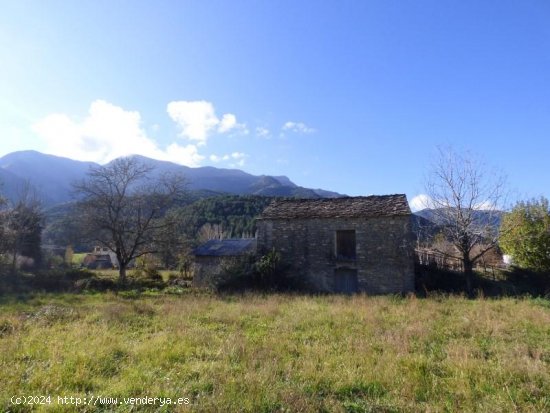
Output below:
[193,238,257,257]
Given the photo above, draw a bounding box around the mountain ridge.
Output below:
[415,207,504,229]
[0,150,344,206]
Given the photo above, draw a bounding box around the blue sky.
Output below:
[1,1,549,208]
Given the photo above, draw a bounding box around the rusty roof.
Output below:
[258,195,410,220]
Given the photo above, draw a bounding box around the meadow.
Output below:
[1,289,549,412]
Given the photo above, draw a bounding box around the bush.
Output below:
[0,268,105,294]
[133,255,162,281]
[132,266,162,281]
[215,250,308,292]
[72,277,117,292]
[415,263,469,294]
[255,248,281,286]
[504,266,550,296]
[415,262,550,297]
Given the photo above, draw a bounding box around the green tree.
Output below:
[179,195,273,240]
[499,197,550,272]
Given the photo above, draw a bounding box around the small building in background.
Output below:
[82,246,119,269]
[192,239,257,287]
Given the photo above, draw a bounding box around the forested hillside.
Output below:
[41,194,274,252]
[179,195,274,239]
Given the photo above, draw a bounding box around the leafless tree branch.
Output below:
[423,146,509,294]
[73,157,187,282]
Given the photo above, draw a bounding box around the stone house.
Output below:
[82,246,119,269]
[193,238,257,287]
[256,195,415,294]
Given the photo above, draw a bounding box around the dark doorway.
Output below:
[334,269,358,294]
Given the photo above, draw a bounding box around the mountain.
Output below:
[312,188,343,198]
[412,208,504,246]
[0,151,344,206]
[415,208,503,229]
[0,151,97,205]
[411,213,441,240]
[0,168,29,202]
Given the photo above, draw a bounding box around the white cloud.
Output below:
[230,152,246,160]
[282,121,316,134]
[230,160,246,167]
[33,100,205,166]
[166,100,219,144]
[255,127,270,138]
[229,152,247,167]
[209,154,229,163]
[167,100,247,142]
[218,114,237,133]
[409,194,432,212]
[474,200,495,210]
[219,114,248,135]
[164,143,205,167]
[209,151,247,166]
[409,194,495,212]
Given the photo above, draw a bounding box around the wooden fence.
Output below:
[414,248,503,280]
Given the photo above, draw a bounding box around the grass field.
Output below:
[0,291,549,412]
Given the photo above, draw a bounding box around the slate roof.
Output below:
[193,238,257,257]
[258,195,410,220]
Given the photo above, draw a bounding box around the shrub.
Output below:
[133,255,162,281]
[255,248,281,286]
[215,249,308,292]
[213,255,256,292]
[72,277,117,292]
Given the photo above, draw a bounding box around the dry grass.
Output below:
[0,292,549,412]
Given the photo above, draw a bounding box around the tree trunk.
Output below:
[11,249,17,274]
[463,253,474,297]
[119,265,127,284]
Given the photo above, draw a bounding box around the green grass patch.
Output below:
[71,253,87,266]
[0,293,549,412]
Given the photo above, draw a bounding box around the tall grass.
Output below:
[0,292,549,412]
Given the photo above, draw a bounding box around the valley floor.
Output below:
[1,291,549,412]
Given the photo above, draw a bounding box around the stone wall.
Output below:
[256,215,415,294]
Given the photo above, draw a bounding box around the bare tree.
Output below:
[0,192,8,266]
[197,223,228,243]
[423,147,508,294]
[0,183,43,273]
[73,157,187,282]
